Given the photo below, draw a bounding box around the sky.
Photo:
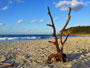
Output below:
[0,0,90,34]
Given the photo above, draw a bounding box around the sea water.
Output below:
[0,34,89,42]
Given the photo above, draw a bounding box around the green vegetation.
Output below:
[60,26,90,35]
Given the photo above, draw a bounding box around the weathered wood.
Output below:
[0,63,14,67]
[47,6,71,63]
[47,6,60,53]
[60,7,71,53]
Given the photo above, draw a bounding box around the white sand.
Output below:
[0,37,90,68]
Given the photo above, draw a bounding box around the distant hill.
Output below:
[59,26,90,35]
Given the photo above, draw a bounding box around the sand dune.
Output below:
[0,37,90,68]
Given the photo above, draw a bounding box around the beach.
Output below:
[0,37,90,68]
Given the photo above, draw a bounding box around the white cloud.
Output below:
[71,0,83,11]
[1,6,9,10]
[40,19,44,23]
[18,19,23,23]
[53,1,56,5]
[85,1,90,5]
[0,23,5,26]
[54,16,59,21]
[55,1,71,8]
[9,0,24,4]
[60,7,68,11]
[15,0,24,3]
[30,20,37,24]
[55,0,90,11]
[9,0,13,4]
[31,19,44,23]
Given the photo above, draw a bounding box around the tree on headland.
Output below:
[47,6,71,63]
[60,26,90,35]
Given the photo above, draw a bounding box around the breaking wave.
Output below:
[0,36,40,41]
[0,34,89,42]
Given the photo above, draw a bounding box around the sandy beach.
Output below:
[0,37,90,68]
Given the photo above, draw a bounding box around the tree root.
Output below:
[48,52,68,63]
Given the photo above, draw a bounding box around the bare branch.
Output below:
[68,7,71,16]
[48,6,60,52]
[62,34,69,44]
[48,41,54,43]
[60,7,71,45]
[47,24,53,27]
[57,37,59,39]
[48,41,56,45]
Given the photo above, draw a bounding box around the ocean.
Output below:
[0,34,90,42]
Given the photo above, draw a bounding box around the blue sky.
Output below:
[0,0,90,34]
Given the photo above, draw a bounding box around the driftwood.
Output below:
[47,7,71,63]
[0,63,14,67]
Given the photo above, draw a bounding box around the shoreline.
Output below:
[0,36,90,43]
[0,37,90,68]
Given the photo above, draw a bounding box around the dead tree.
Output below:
[47,6,71,62]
